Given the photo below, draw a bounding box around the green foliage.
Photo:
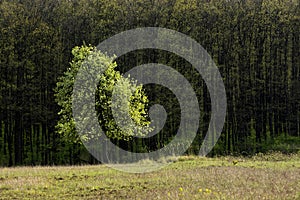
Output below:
[0,0,299,165]
[55,45,152,144]
[262,134,300,153]
[54,46,93,144]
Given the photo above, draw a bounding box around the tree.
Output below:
[54,45,152,148]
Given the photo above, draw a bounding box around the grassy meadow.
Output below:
[0,152,299,200]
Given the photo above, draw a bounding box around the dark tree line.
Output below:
[0,0,299,166]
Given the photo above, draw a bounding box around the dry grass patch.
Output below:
[0,153,299,199]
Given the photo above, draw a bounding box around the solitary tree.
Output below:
[54,45,152,146]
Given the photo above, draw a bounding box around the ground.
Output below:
[0,152,299,199]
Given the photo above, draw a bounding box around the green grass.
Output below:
[0,152,299,200]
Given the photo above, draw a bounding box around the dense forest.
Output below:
[0,0,299,166]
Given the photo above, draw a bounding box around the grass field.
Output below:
[0,152,299,200]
